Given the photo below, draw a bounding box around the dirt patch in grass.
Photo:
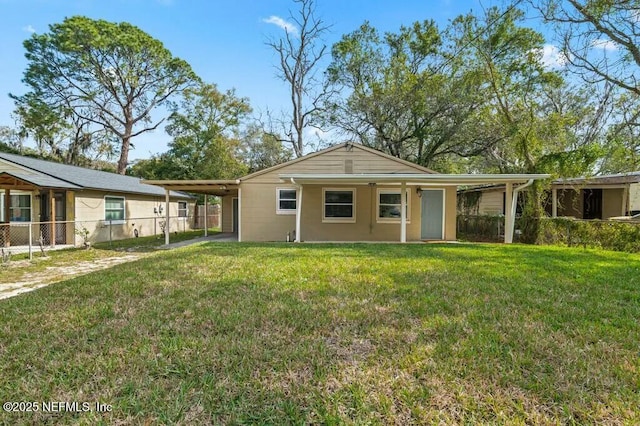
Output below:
[0,254,143,300]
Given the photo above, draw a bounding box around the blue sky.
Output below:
[0,0,557,161]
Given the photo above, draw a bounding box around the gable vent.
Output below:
[344,159,353,174]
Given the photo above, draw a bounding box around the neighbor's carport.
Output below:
[143,179,239,245]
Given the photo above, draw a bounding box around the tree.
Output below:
[265,0,331,157]
[130,83,251,180]
[324,20,501,170]
[13,94,115,166]
[533,0,640,96]
[599,93,640,173]
[240,125,292,173]
[454,6,607,241]
[13,16,198,174]
[0,126,23,154]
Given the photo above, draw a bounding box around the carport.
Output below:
[143,179,239,245]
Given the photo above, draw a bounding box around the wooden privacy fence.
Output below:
[194,204,220,229]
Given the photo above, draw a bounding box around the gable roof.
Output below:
[0,152,192,198]
[239,142,437,181]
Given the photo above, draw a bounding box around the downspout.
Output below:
[290,178,302,242]
[509,179,534,242]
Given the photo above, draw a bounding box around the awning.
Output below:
[143,179,240,196]
[0,171,81,190]
[279,173,551,186]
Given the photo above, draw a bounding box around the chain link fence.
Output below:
[0,210,219,261]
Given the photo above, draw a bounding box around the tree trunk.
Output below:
[117,124,132,174]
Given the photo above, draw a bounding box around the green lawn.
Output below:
[1,243,638,424]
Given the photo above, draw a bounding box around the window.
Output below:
[378,189,410,222]
[178,201,188,218]
[276,188,297,214]
[0,193,31,222]
[323,189,355,222]
[104,196,125,222]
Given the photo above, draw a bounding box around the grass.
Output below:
[0,242,638,424]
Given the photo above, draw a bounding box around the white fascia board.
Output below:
[279,173,551,185]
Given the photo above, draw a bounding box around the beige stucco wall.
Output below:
[602,188,625,219]
[220,194,236,233]
[240,182,456,242]
[74,190,194,245]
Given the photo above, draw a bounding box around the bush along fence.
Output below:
[0,210,219,260]
[458,214,640,253]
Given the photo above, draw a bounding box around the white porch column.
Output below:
[165,189,170,245]
[552,188,558,218]
[203,194,208,237]
[400,182,407,243]
[504,182,514,243]
[295,185,303,242]
[237,188,242,242]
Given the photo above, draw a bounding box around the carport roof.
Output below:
[142,180,240,196]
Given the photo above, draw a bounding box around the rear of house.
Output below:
[223,144,461,242]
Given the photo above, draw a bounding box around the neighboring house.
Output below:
[147,143,548,243]
[0,152,194,247]
[458,172,640,219]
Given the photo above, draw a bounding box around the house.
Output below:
[147,143,548,243]
[458,172,640,219]
[0,152,195,247]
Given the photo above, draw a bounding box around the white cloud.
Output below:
[262,15,298,35]
[591,38,618,51]
[22,25,35,33]
[535,44,568,69]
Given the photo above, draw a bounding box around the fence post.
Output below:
[28,222,32,260]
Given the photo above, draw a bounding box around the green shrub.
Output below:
[534,217,640,252]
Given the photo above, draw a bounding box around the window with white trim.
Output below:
[323,189,355,222]
[104,196,125,222]
[0,193,31,222]
[377,189,410,222]
[178,201,188,218]
[276,188,297,214]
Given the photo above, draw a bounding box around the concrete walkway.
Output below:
[160,232,238,249]
[0,233,237,301]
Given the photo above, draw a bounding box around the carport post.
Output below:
[504,182,514,243]
[552,188,558,218]
[400,181,407,243]
[165,189,170,245]
[204,194,208,237]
